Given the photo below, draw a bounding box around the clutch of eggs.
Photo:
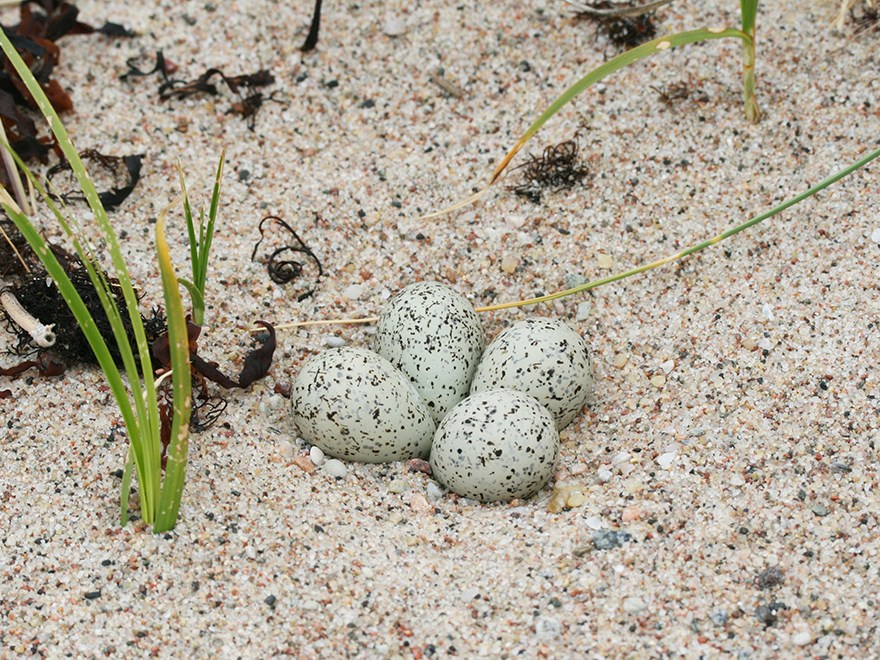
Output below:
[289,282,594,502]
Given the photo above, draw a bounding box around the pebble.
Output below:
[500,254,520,274]
[387,479,408,494]
[584,516,603,530]
[593,529,632,550]
[408,493,433,514]
[576,301,591,321]
[870,227,880,243]
[425,481,445,502]
[292,455,316,474]
[710,611,729,626]
[309,446,325,466]
[322,459,348,479]
[622,596,647,613]
[612,353,628,369]
[564,273,587,288]
[324,335,347,348]
[655,452,676,469]
[650,374,667,388]
[792,630,813,646]
[383,15,407,36]
[342,284,364,300]
[621,506,643,522]
[596,468,613,483]
[534,615,562,640]
[596,253,614,269]
[811,503,830,517]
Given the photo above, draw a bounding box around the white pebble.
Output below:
[622,596,647,613]
[425,481,445,502]
[655,452,676,469]
[584,516,604,530]
[758,337,774,351]
[596,468,613,483]
[534,615,562,640]
[792,630,813,646]
[267,394,285,410]
[870,227,880,243]
[761,303,775,321]
[660,359,675,374]
[383,15,406,36]
[322,459,348,478]
[342,284,364,300]
[309,446,325,466]
[576,301,591,321]
[324,335,347,348]
[612,451,630,465]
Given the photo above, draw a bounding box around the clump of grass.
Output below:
[179,156,225,327]
[0,29,207,533]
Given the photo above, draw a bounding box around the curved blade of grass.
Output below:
[154,213,192,533]
[423,27,749,219]
[474,146,880,313]
[0,31,162,500]
[178,277,205,319]
[120,448,134,527]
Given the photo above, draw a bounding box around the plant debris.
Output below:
[565,0,665,50]
[1,256,163,366]
[0,0,133,188]
[46,149,144,210]
[121,51,280,130]
[301,0,323,51]
[509,140,590,203]
[849,1,880,36]
[650,81,709,109]
[251,215,323,300]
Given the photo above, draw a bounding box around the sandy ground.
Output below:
[1,0,879,657]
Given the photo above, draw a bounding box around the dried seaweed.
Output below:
[651,81,709,109]
[568,1,662,50]
[251,215,323,300]
[121,52,279,130]
[509,140,590,203]
[45,149,144,210]
[1,256,163,366]
[301,0,323,51]
[850,1,880,36]
[0,216,37,277]
[0,0,132,188]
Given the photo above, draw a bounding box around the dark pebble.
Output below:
[812,503,830,517]
[755,601,788,627]
[592,529,632,550]
[755,566,785,590]
[84,590,101,600]
[265,594,277,607]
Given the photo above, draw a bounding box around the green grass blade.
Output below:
[0,31,161,468]
[154,214,193,533]
[741,0,759,34]
[178,277,206,317]
[476,145,880,312]
[120,448,134,527]
[489,27,749,184]
[199,152,225,294]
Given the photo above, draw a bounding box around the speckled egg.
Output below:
[470,317,593,430]
[292,347,436,463]
[430,389,559,502]
[375,281,485,424]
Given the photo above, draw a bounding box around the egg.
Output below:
[292,347,436,463]
[470,317,593,430]
[375,281,485,423]
[430,389,560,502]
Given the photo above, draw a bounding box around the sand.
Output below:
[1,0,878,657]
